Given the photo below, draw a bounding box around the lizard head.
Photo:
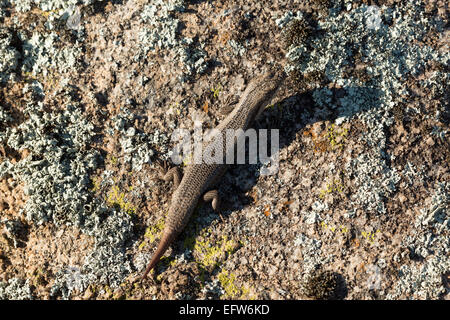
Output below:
[247,72,284,125]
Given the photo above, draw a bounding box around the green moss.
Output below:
[392,102,405,124]
[31,268,46,287]
[312,0,331,8]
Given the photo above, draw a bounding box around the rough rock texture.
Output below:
[0,0,448,300]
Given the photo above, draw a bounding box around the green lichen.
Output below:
[327,123,348,149]
[188,229,238,269]
[106,185,136,216]
[139,217,165,250]
[211,85,221,99]
[303,123,349,153]
[89,176,101,193]
[319,178,344,199]
[217,269,254,299]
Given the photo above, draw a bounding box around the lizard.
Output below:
[141,72,283,279]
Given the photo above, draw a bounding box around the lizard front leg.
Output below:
[153,160,182,189]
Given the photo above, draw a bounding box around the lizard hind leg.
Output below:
[203,189,220,211]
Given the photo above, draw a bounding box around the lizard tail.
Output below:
[141,231,175,279]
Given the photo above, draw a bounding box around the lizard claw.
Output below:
[150,160,182,188]
[151,159,169,180]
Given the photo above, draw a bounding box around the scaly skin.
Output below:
[142,72,283,279]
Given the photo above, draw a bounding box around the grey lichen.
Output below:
[12,0,102,13]
[282,3,448,113]
[201,278,225,298]
[275,10,303,29]
[21,31,81,77]
[293,233,329,274]
[0,278,34,300]
[0,27,21,83]
[176,40,209,82]
[51,208,134,299]
[139,0,185,52]
[111,108,157,172]
[0,88,138,298]
[10,0,33,12]
[138,0,209,81]
[2,100,99,226]
[0,105,13,124]
[388,182,449,299]
[281,3,448,217]
[1,219,26,248]
[346,151,401,215]
[227,39,246,58]
[279,2,449,300]
[0,0,11,16]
